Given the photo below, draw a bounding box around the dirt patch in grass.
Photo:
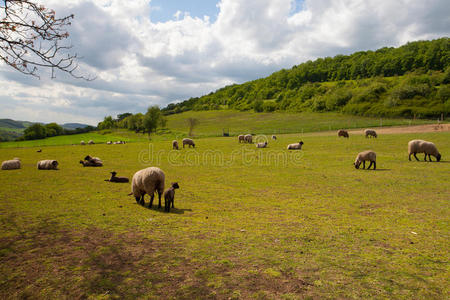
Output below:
[0,219,315,299]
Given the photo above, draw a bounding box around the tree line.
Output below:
[18,123,96,141]
[162,38,449,119]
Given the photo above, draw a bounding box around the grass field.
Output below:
[0,128,448,299]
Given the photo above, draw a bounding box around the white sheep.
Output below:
[287,141,304,150]
[106,141,112,145]
[1,158,21,170]
[354,150,376,170]
[37,160,59,170]
[364,129,377,138]
[238,135,245,143]
[172,140,179,150]
[408,140,441,162]
[130,167,165,208]
[244,134,253,143]
[256,142,268,148]
[80,140,86,145]
[182,138,195,148]
[88,140,95,145]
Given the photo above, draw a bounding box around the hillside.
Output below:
[163,38,449,118]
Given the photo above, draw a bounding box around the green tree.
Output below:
[143,106,163,137]
[45,123,63,137]
[97,116,115,130]
[24,123,47,140]
[186,118,199,136]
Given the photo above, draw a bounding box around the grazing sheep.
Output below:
[238,135,245,143]
[88,140,95,145]
[256,142,268,148]
[164,182,180,212]
[105,171,129,183]
[338,129,349,138]
[244,134,253,143]
[106,141,112,145]
[364,129,377,138]
[129,167,165,208]
[37,160,59,170]
[354,150,376,170]
[272,135,277,140]
[80,140,86,145]
[182,138,195,148]
[287,141,304,150]
[172,140,179,150]
[408,140,441,162]
[1,158,21,170]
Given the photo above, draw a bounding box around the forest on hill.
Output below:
[163,38,449,119]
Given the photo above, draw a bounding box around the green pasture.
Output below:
[0,130,449,299]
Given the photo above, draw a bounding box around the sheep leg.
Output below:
[368,161,373,169]
[424,154,427,161]
[413,153,419,161]
[409,153,412,161]
[139,195,145,206]
[362,161,366,169]
[373,161,376,170]
[149,194,155,208]
[172,199,174,209]
[428,154,433,162]
[157,191,162,208]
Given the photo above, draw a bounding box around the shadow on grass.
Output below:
[374,168,391,171]
[134,203,192,214]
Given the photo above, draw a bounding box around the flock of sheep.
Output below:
[1,129,443,212]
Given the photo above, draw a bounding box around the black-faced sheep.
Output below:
[37,160,59,170]
[256,142,268,148]
[364,129,377,138]
[130,167,165,208]
[164,182,179,212]
[80,155,103,167]
[272,135,277,140]
[1,158,21,170]
[105,171,129,183]
[287,141,304,150]
[408,140,441,162]
[338,130,349,138]
[172,140,179,150]
[182,138,195,148]
[354,150,376,170]
[244,134,253,143]
[80,140,86,145]
[88,140,95,145]
[238,135,245,143]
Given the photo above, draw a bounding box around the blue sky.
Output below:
[0,0,448,125]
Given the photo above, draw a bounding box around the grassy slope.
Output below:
[166,110,434,137]
[0,130,448,298]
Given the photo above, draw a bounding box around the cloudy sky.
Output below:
[0,0,449,125]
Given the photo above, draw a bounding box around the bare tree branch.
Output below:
[0,0,94,80]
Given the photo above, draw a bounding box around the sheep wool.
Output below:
[37,160,59,170]
[131,167,165,208]
[80,140,86,145]
[338,130,349,138]
[1,158,21,170]
[256,142,268,148]
[244,134,252,143]
[172,140,179,150]
[354,150,376,170]
[287,141,304,150]
[238,135,245,143]
[364,129,377,138]
[182,138,195,148]
[408,139,441,162]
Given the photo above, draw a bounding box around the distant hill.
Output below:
[0,119,35,130]
[61,123,91,130]
[163,38,449,119]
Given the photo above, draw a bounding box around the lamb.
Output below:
[1,158,21,170]
[80,140,86,145]
[164,182,180,212]
[88,140,95,145]
[37,160,59,170]
[256,142,268,148]
[364,129,377,138]
[244,134,253,143]
[338,129,349,138]
[172,140,179,150]
[129,167,165,208]
[354,150,376,170]
[408,139,441,162]
[238,135,245,143]
[272,135,277,140]
[182,138,195,148]
[37,149,42,152]
[105,171,129,183]
[287,141,304,150]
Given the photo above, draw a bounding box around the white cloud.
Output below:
[0,0,449,124]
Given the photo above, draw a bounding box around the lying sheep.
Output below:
[105,171,129,183]
[272,135,277,140]
[354,150,376,170]
[408,140,441,162]
[88,140,95,145]
[129,167,165,208]
[182,138,195,148]
[37,149,42,152]
[80,155,103,167]
[106,141,112,145]
[80,140,86,145]
[1,158,21,170]
[338,129,349,138]
[37,160,59,170]
[287,141,304,150]
[238,135,245,143]
[164,182,179,212]
[256,142,268,148]
[172,140,179,150]
[364,129,377,138]
[244,134,253,143]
